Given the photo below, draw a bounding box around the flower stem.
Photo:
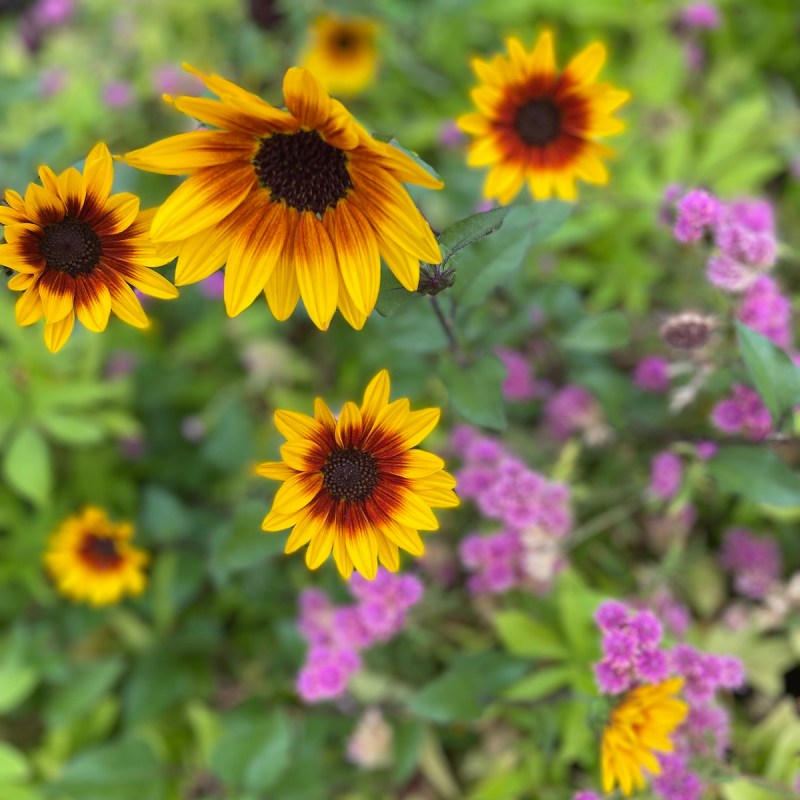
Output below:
[430,296,466,366]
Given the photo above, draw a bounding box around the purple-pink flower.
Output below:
[634,356,671,393]
[711,384,772,440]
[649,452,684,501]
[543,385,600,440]
[737,276,793,350]
[720,527,781,600]
[673,189,720,243]
[495,348,539,401]
[679,2,721,30]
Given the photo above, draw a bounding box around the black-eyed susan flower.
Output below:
[601,678,688,796]
[301,15,380,97]
[457,32,630,203]
[44,507,149,607]
[258,370,458,580]
[1,142,178,352]
[119,65,442,331]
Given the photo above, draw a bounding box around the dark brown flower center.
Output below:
[514,98,562,146]
[39,217,102,276]
[253,130,353,215]
[333,30,357,51]
[322,447,379,502]
[79,534,123,570]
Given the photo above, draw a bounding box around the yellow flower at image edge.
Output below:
[301,15,380,97]
[601,678,689,796]
[44,507,149,606]
[0,143,178,352]
[458,31,630,203]
[120,65,442,330]
[258,370,459,580]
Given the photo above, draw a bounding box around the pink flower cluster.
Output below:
[594,601,670,694]
[594,600,745,800]
[669,189,781,298]
[720,527,781,600]
[710,384,772,440]
[649,452,684,501]
[634,356,671,393]
[543,385,601,440]
[737,275,793,350]
[295,570,424,703]
[494,348,541,401]
[453,426,572,595]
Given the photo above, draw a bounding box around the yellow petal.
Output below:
[39,272,75,323]
[83,142,114,201]
[274,409,318,440]
[376,534,400,572]
[224,199,285,316]
[106,275,149,328]
[399,407,440,449]
[335,401,362,448]
[74,276,112,332]
[282,67,332,129]
[15,288,44,326]
[150,164,255,242]
[530,30,556,77]
[381,520,425,556]
[361,369,390,425]
[56,167,87,215]
[44,311,75,352]
[264,211,301,321]
[565,41,606,86]
[346,527,378,580]
[294,212,338,331]
[394,489,439,531]
[255,461,296,480]
[305,525,335,570]
[326,201,380,315]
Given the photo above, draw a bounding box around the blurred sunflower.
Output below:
[601,678,688,796]
[120,66,441,331]
[0,142,178,352]
[258,370,458,579]
[44,507,149,607]
[457,31,630,203]
[301,15,380,97]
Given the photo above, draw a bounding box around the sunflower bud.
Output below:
[416,263,456,296]
[660,312,715,350]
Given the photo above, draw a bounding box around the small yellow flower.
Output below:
[120,65,441,330]
[1,143,178,352]
[44,507,149,607]
[457,31,630,203]
[257,370,459,580]
[301,15,380,97]
[601,678,688,796]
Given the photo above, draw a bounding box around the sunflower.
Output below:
[119,65,442,331]
[44,506,149,607]
[601,678,688,796]
[0,143,179,352]
[257,370,458,579]
[301,15,380,97]
[457,31,630,203]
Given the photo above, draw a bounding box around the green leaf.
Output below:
[736,321,800,424]
[138,485,191,543]
[0,742,30,783]
[721,779,789,800]
[437,207,511,260]
[210,710,292,791]
[37,412,105,445]
[47,659,124,726]
[374,267,421,317]
[455,202,572,308]
[708,446,800,508]
[211,500,285,575]
[493,611,568,660]
[0,665,37,713]
[503,666,573,701]
[408,653,528,723]
[2,427,51,506]
[441,353,506,430]
[561,312,630,352]
[53,739,167,800]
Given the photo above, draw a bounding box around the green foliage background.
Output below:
[1,0,800,798]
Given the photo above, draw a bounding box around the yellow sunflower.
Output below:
[601,678,688,796]
[44,506,149,607]
[257,370,458,580]
[301,15,380,97]
[119,65,442,331]
[457,31,630,203]
[0,143,178,353]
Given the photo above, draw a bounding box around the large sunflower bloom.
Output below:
[257,370,459,579]
[119,65,442,330]
[44,507,149,607]
[601,678,688,796]
[457,32,630,203]
[301,15,380,97]
[0,143,178,352]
